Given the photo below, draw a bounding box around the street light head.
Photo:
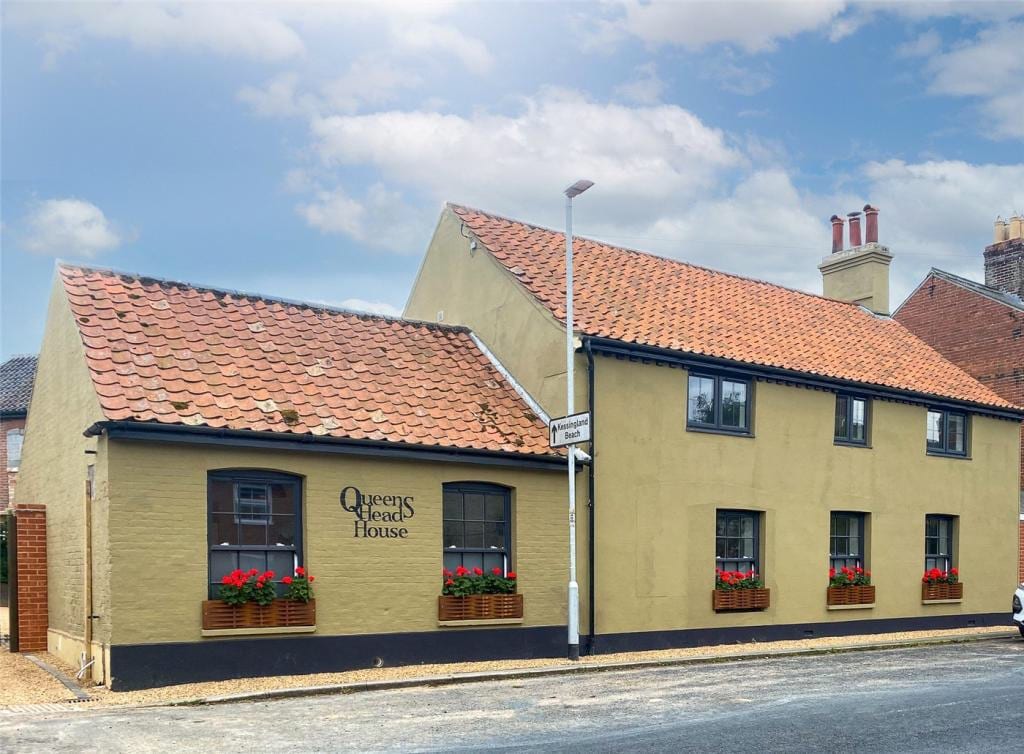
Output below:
[564,179,595,199]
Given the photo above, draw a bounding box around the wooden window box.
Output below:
[201,599,316,631]
[438,594,523,622]
[922,582,963,602]
[712,588,770,612]
[827,585,875,606]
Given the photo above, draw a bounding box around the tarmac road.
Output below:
[2,638,1023,753]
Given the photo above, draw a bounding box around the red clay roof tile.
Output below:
[60,264,554,457]
[452,204,1016,411]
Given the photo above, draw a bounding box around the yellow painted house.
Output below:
[14,203,1022,690]
[15,264,576,689]
[406,204,1023,653]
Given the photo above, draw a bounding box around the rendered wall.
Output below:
[103,440,578,646]
[405,208,581,417]
[590,355,1020,637]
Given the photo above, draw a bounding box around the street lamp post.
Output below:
[563,178,593,661]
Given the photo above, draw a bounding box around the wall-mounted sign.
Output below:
[340,486,415,539]
[550,412,591,447]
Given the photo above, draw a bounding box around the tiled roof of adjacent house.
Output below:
[0,355,38,416]
[451,204,1017,412]
[0,354,37,417]
[59,264,554,457]
[910,268,1024,313]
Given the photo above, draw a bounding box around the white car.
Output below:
[1015,583,1024,637]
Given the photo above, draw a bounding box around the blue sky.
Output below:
[3,1,1023,360]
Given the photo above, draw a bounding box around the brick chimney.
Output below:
[819,205,894,315]
[985,215,1024,298]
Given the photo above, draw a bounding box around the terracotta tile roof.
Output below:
[59,264,554,457]
[0,355,38,415]
[451,204,1017,412]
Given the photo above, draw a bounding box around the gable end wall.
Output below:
[896,275,1024,491]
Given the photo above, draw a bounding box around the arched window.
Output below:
[207,470,302,598]
[442,483,511,575]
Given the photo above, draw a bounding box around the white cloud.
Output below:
[924,22,1024,139]
[321,58,422,113]
[22,198,127,257]
[613,63,664,104]
[10,2,306,66]
[308,89,743,235]
[237,72,310,118]
[11,1,493,77]
[390,21,493,74]
[338,298,402,317]
[896,29,942,59]
[298,183,426,254]
[601,0,846,53]
[828,159,1024,303]
[701,54,773,96]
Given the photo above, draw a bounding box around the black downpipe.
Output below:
[585,338,597,655]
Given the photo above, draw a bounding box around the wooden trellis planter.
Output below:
[922,582,963,601]
[438,594,523,622]
[201,599,316,630]
[826,585,875,606]
[712,588,770,612]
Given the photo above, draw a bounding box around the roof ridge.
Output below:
[925,267,1024,312]
[57,262,469,336]
[448,203,858,309]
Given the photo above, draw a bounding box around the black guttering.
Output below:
[584,336,1024,421]
[0,409,27,420]
[84,421,567,471]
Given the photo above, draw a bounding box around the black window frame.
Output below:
[833,394,870,446]
[442,482,512,575]
[207,470,303,599]
[926,408,969,457]
[924,514,956,572]
[829,511,866,571]
[715,509,761,575]
[687,372,753,435]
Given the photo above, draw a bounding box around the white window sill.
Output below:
[921,598,962,605]
[827,603,875,611]
[201,625,316,638]
[438,618,524,627]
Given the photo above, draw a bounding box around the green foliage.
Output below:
[441,566,517,596]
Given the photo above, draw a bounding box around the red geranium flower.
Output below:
[507,572,516,579]
[308,576,314,583]
[472,567,483,576]
[295,566,306,577]
[282,576,293,585]
[445,578,454,586]
[455,565,469,577]
[491,567,503,576]
[442,568,452,578]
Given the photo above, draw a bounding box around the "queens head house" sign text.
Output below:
[340,486,415,539]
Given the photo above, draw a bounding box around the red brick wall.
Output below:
[0,417,26,512]
[896,275,1024,487]
[13,503,48,652]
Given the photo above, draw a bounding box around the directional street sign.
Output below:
[549,412,591,448]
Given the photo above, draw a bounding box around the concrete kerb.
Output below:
[164,629,1020,708]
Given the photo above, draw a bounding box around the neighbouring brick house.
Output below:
[1,355,38,511]
[895,216,1024,582]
